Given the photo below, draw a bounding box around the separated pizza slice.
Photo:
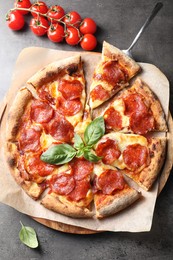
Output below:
[27,55,86,127]
[89,41,140,109]
[41,158,95,218]
[102,78,167,135]
[92,162,141,218]
[94,133,166,190]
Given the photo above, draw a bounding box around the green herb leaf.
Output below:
[74,133,84,150]
[40,144,76,165]
[19,222,38,249]
[84,116,105,146]
[76,149,84,158]
[83,151,102,163]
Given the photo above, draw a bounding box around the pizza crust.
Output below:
[6,87,33,142]
[27,55,82,88]
[5,142,44,200]
[41,193,94,218]
[94,185,141,218]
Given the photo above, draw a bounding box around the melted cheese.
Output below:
[40,132,57,150]
[48,81,59,98]
[57,189,93,207]
[57,164,71,174]
[66,111,83,126]
[111,99,129,128]
[93,162,115,177]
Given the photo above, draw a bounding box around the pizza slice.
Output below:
[95,133,166,190]
[5,88,74,199]
[92,162,141,218]
[102,78,167,135]
[41,158,94,218]
[27,55,86,127]
[89,41,140,109]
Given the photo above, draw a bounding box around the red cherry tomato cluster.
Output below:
[6,0,98,51]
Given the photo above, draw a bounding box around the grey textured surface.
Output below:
[0,0,173,259]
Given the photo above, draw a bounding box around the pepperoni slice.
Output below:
[124,93,148,116]
[104,107,122,131]
[49,172,75,195]
[46,113,74,142]
[19,127,41,152]
[96,139,121,164]
[56,97,82,116]
[94,61,128,86]
[130,111,155,134]
[123,144,149,170]
[30,100,54,124]
[67,179,90,202]
[58,79,83,100]
[37,85,55,105]
[97,169,125,195]
[27,153,56,177]
[90,84,110,101]
[70,158,94,181]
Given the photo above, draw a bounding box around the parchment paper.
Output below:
[0,47,170,232]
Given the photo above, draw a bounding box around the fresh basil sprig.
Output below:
[41,116,105,164]
[19,221,38,249]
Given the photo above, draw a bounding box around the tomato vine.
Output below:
[6,0,98,50]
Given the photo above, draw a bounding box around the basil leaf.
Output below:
[19,222,38,249]
[40,144,76,165]
[74,133,84,150]
[84,151,102,163]
[76,149,84,158]
[84,116,105,146]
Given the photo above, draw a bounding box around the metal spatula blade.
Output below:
[122,2,163,58]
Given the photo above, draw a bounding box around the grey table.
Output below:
[0,1,173,259]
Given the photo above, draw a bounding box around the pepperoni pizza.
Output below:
[89,41,141,109]
[95,133,166,191]
[5,42,167,220]
[6,56,85,199]
[103,78,167,135]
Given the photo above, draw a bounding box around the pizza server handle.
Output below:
[122,2,163,57]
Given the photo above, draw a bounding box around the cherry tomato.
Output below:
[47,5,65,22]
[6,10,25,31]
[65,27,80,45]
[80,18,97,35]
[30,16,49,36]
[31,1,48,17]
[14,0,32,15]
[47,24,65,43]
[63,11,81,28]
[80,34,97,51]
